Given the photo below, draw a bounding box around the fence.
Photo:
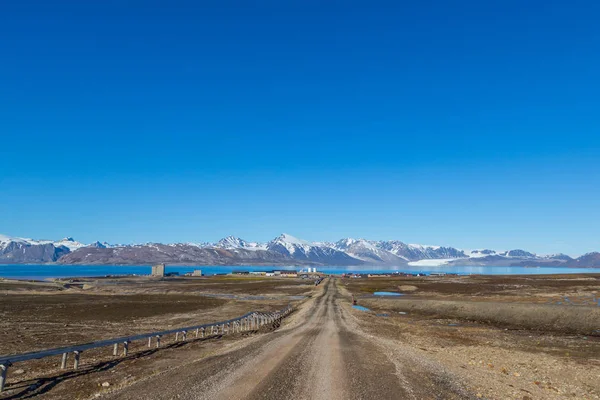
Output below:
[0,305,293,393]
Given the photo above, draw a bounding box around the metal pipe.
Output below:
[0,305,293,378]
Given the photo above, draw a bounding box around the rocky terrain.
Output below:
[1,275,598,399]
[1,233,599,267]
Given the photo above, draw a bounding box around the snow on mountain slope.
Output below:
[267,233,313,256]
[266,234,362,265]
[0,234,28,250]
[375,240,466,261]
[51,237,87,251]
[1,232,590,266]
[334,238,406,264]
[0,234,75,263]
[467,249,498,258]
[215,236,265,251]
[500,249,537,258]
[0,234,86,251]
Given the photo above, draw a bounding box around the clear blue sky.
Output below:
[1,1,599,255]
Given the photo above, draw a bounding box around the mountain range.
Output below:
[1,233,598,268]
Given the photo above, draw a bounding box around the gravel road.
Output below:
[107,278,472,400]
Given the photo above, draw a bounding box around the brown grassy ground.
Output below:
[343,273,600,303]
[0,275,314,397]
[2,274,599,399]
[341,274,600,399]
[0,275,313,354]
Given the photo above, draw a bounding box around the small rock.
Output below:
[14,369,25,375]
[101,382,110,387]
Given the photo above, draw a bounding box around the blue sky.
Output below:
[1,1,599,255]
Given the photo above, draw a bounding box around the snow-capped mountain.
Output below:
[375,240,467,261]
[333,238,406,264]
[265,234,362,265]
[49,237,87,251]
[543,253,573,261]
[499,249,537,258]
[467,249,498,258]
[215,236,265,251]
[1,232,598,267]
[0,234,77,263]
[0,234,85,251]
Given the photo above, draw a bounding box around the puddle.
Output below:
[376,313,389,317]
[448,323,460,327]
[373,291,403,296]
[352,305,371,312]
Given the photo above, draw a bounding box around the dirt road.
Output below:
[107,278,472,400]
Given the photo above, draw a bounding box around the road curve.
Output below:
[108,278,471,400]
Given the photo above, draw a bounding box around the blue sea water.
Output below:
[0,264,598,281]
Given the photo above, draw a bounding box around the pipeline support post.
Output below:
[73,351,81,370]
[61,352,68,369]
[0,363,9,393]
[113,343,119,356]
[123,341,129,356]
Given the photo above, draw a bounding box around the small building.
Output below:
[192,270,202,277]
[151,263,165,277]
[279,270,298,278]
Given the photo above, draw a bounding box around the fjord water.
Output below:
[0,264,598,280]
